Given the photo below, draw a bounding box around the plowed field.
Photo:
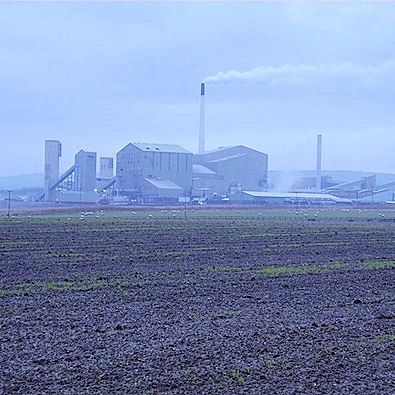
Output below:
[1,208,394,394]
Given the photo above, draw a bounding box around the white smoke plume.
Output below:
[204,61,395,86]
[268,171,305,192]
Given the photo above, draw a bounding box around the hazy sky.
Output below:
[1,2,394,176]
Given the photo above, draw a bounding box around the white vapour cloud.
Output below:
[204,61,395,86]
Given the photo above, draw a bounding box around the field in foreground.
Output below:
[0,207,394,394]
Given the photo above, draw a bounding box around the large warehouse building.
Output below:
[116,143,193,200]
[193,145,268,197]
[115,143,268,201]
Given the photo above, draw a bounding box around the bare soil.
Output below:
[0,208,394,394]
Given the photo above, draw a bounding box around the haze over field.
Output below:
[1,2,395,176]
[1,171,395,192]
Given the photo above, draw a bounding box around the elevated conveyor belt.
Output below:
[101,177,116,192]
[36,165,76,201]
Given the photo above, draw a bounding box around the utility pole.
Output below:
[184,192,187,220]
[7,190,11,217]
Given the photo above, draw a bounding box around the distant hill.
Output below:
[0,173,43,190]
[268,170,395,186]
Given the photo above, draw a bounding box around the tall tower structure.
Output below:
[100,157,114,179]
[44,140,62,201]
[198,82,205,154]
[74,150,97,192]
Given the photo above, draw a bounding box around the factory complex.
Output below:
[36,82,394,206]
[38,135,395,206]
[39,140,269,205]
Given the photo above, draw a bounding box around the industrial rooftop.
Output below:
[130,142,192,154]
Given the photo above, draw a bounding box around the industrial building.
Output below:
[323,175,395,201]
[38,134,394,205]
[278,171,395,202]
[194,83,268,197]
[96,157,114,193]
[193,145,268,197]
[230,191,351,205]
[99,157,114,179]
[39,139,269,204]
[74,150,97,192]
[115,143,193,201]
[114,143,269,202]
[38,141,103,203]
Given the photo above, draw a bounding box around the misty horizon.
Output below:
[1,2,395,177]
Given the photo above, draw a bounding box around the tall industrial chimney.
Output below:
[198,82,205,154]
[316,134,322,190]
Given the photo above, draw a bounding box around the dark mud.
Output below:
[0,208,394,394]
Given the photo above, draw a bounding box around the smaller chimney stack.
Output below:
[198,82,205,154]
[316,134,322,190]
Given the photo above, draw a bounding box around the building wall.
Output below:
[57,191,99,203]
[74,150,97,192]
[100,157,114,179]
[193,145,268,196]
[116,144,192,194]
[230,193,285,205]
[142,179,183,199]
